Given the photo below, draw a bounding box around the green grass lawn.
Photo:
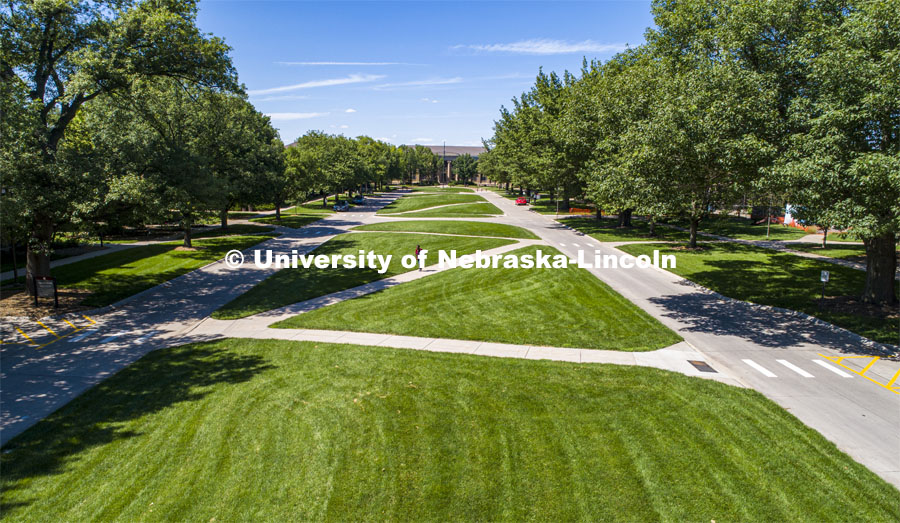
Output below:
[377,193,486,214]
[618,242,900,344]
[354,220,538,239]
[275,245,681,351]
[563,217,690,242]
[192,224,275,238]
[528,199,596,215]
[787,242,897,263]
[251,213,327,229]
[48,235,275,307]
[212,232,515,319]
[670,215,811,241]
[3,338,896,521]
[394,202,502,217]
[410,186,474,193]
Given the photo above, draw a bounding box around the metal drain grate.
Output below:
[688,360,717,373]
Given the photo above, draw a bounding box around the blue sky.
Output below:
[196,1,653,146]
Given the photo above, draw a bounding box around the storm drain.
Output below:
[688,360,717,373]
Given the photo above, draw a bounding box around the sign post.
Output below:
[33,276,58,308]
[820,270,830,300]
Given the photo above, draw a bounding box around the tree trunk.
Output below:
[323,196,327,208]
[861,233,898,305]
[220,208,228,230]
[617,209,633,227]
[11,241,18,282]
[275,200,282,221]
[689,218,700,249]
[561,186,570,211]
[649,216,656,237]
[183,218,193,248]
[822,227,828,248]
[25,219,53,295]
[596,207,602,220]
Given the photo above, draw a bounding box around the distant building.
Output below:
[420,145,486,184]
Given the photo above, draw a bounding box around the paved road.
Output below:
[478,191,900,487]
[2,188,898,489]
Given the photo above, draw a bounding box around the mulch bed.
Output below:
[0,284,95,320]
[816,295,900,322]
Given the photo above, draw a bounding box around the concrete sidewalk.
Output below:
[186,319,744,385]
[481,190,900,488]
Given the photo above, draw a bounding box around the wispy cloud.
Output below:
[266,112,329,121]
[453,39,626,55]
[411,137,433,143]
[374,77,463,90]
[421,97,439,103]
[345,108,357,113]
[248,74,385,95]
[276,61,425,66]
[251,94,310,102]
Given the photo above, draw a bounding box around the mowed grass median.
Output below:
[47,235,276,307]
[2,338,896,521]
[275,245,681,351]
[618,242,900,344]
[377,193,485,214]
[354,220,538,239]
[212,232,515,319]
[394,202,502,218]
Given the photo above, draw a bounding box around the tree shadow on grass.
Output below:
[648,281,897,354]
[0,341,274,513]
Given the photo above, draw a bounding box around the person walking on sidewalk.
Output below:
[415,245,422,271]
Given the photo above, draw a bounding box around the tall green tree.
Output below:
[1,0,234,289]
[452,153,478,185]
[779,0,899,304]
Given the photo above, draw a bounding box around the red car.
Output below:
[515,197,528,205]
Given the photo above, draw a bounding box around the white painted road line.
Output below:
[812,359,853,378]
[134,331,159,345]
[777,359,815,378]
[587,243,595,247]
[68,329,98,343]
[100,332,126,343]
[559,243,566,246]
[743,359,777,377]
[573,243,580,247]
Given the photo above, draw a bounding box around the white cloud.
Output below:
[252,94,310,102]
[266,112,329,121]
[276,61,424,66]
[411,137,433,143]
[421,97,439,103]
[374,77,463,90]
[345,108,357,113]
[248,74,385,95]
[339,124,349,129]
[454,39,627,55]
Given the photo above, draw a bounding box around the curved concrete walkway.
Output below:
[2,188,898,488]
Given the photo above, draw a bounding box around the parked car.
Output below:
[515,197,528,206]
[333,200,350,212]
[351,194,365,205]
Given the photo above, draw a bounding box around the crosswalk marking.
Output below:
[812,359,853,378]
[742,359,777,377]
[100,332,125,343]
[134,331,158,345]
[777,359,814,378]
[68,328,98,343]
